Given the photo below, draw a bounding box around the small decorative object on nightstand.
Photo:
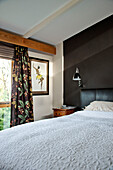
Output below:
[53,106,79,117]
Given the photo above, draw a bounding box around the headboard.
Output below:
[80,88,113,108]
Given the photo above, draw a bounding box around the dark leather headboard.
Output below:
[80,88,113,108]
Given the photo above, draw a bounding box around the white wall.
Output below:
[29,51,53,120]
[53,42,64,108]
[29,42,63,121]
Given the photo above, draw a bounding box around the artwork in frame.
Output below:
[30,57,49,95]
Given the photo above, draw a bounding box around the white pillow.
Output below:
[84,101,113,112]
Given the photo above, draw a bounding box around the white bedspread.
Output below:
[0,111,113,170]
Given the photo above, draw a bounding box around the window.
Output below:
[0,58,12,130]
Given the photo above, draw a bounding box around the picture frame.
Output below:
[30,57,49,95]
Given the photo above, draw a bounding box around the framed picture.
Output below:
[30,57,49,95]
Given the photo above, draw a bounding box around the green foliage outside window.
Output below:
[0,58,11,131]
[0,108,10,131]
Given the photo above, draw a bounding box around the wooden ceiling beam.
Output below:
[0,29,56,55]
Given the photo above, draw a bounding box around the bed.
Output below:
[0,89,113,170]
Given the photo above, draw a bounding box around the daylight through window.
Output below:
[0,58,12,130]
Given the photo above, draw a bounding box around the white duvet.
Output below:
[0,111,113,170]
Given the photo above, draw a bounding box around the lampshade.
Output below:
[73,68,81,81]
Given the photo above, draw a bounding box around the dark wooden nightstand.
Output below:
[53,107,78,117]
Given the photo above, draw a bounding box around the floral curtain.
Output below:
[10,46,34,127]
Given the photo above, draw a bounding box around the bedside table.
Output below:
[53,107,78,117]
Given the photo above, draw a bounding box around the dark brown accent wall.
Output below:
[64,15,113,107]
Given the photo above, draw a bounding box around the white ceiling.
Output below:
[0,0,113,45]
